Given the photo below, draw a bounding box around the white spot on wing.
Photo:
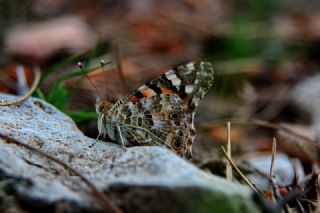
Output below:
[185,85,194,94]
[187,63,195,70]
[137,85,148,91]
[166,72,181,86]
[171,78,181,86]
[184,63,195,74]
[165,70,176,79]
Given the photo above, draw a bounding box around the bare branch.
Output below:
[0,66,41,106]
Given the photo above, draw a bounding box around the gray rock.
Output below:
[0,93,260,212]
[291,74,320,140]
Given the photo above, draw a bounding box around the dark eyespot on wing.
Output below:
[169,112,179,119]
[172,137,182,149]
[174,120,180,126]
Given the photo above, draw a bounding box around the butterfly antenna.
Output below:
[77,62,101,97]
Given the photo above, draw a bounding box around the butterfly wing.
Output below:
[109,94,194,158]
[107,61,214,115]
[128,61,214,110]
[100,61,214,158]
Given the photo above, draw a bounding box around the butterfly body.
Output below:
[96,61,214,159]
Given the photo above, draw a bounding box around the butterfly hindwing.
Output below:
[110,94,195,158]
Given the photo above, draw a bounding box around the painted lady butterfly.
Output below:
[96,61,214,159]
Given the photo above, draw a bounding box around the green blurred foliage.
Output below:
[34,42,104,123]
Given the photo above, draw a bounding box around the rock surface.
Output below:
[291,74,320,140]
[0,93,260,212]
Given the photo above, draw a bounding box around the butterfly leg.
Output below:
[88,133,101,148]
[116,124,127,149]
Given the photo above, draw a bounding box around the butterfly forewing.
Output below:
[97,61,214,158]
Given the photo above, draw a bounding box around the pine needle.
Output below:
[221,146,262,195]
[270,137,277,178]
[269,137,278,203]
[226,121,232,181]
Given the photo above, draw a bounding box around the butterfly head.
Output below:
[96,95,114,138]
[95,95,113,115]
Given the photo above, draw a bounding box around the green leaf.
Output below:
[46,81,69,110]
[33,89,46,101]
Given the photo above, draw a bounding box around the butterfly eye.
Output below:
[172,138,183,150]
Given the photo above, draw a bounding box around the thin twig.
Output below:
[200,117,318,161]
[226,121,232,181]
[0,66,41,106]
[250,119,316,145]
[221,146,263,195]
[269,137,278,203]
[236,152,294,206]
[253,85,290,121]
[0,133,122,213]
[201,118,317,147]
[270,137,277,178]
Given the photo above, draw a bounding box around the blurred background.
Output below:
[1,0,320,207]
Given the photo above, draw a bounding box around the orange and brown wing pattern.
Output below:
[129,61,214,110]
[97,61,214,159]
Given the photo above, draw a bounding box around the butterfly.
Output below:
[96,61,214,159]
